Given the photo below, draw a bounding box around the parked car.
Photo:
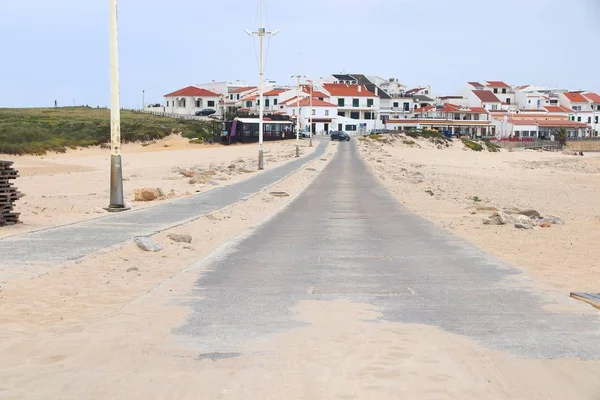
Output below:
[331,131,351,141]
[195,109,216,116]
[301,131,310,138]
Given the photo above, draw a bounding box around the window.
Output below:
[596,116,599,124]
[573,106,581,111]
[364,112,373,120]
[337,111,345,117]
[207,100,215,107]
[350,111,360,119]
[578,116,582,122]
[424,90,429,94]
[528,100,531,104]
[506,98,511,105]
[274,99,278,105]
[367,99,374,107]
[493,88,498,93]
[180,99,186,107]
[265,99,270,107]
[325,110,329,116]
[338,98,345,107]
[256,100,260,106]
[345,124,357,131]
[502,88,507,94]
[237,94,240,100]
[195,100,201,108]
[588,117,592,123]
[393,102,399,108]
[352,98,359,107]
[403,102,410,111]
[311,109,316,115]
[318,97,324,101]
[491,104,498,110]
[246,101,252,107]
[166,101,169,107]
[230,94,234,100]
[474,113,480,121]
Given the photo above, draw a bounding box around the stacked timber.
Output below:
[0,161,20,226]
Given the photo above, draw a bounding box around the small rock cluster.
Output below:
[482,208,564,230]
[173,157,256,186]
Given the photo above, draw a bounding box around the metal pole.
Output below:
[309,77,313,147]
[296,75,300,157]
[246,0,278,170]
[107,0,127,211]
[142,89,145,110]
[258,3,265,170]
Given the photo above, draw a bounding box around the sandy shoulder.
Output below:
[358,135,600,292]
[0,135,316,238]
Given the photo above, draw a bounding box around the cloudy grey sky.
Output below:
[1,0,599,108]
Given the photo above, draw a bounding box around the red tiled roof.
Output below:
[263,89,287,96]
[470,107,489,114]
[468,81,484,88]
[583,92,600,103]
[164,86,219,97]
[473,90,501,103]
[486,81,510,88]
[230,86,256,94]
[413,105,435,113]
[322,83,376,97]
[544,105,573,113]
[563,92,589,103]
[241,95,257,101]
[302,87,329,98]
[280,97,336,107]
[515,85,530,90]
[441,103,488,114]
[508,119,588,128]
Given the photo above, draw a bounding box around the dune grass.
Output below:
[0,107,220,155]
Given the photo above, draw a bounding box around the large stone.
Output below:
[514,223,534,230]
[519,209,541,218]
[168,234,192,243]
[134,188,163,202]
[134,236,162,252]
[547,216,565,225]
[483,214,503,225]
[498,211,533,226]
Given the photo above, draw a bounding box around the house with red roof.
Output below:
[279,96,338,134]
[321,83,380,132]
[558,91,598,135]
[485,81,516,108]
[163,86,220,116]
[466,89,503,111]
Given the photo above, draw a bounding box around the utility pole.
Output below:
[246,0,278,170]
[106,0,127,212]
[142,89,145,110]
[290,74,305,158]
[309,76,313,147]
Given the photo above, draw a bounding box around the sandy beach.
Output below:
[358,134,600,292]
[1,137,599,399]
[0,135,315,238]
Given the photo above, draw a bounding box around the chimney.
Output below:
[375,87,379,96]
[358,86,362,93]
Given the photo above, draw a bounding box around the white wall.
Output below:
[164,96,219,116]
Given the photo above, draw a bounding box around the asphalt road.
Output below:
[0,140,327,267]
[176,139,600,360]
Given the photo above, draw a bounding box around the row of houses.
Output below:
[154,75,600,139]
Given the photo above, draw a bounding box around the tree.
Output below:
[554,127,567,148]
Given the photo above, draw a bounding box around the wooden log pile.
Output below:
[0,161,20,226]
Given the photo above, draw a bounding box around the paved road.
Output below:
[0,140,327,267]
[176,140,600,360]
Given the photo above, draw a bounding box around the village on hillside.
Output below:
[147,75,600,141]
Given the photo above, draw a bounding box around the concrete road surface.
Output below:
[175,140,600,361]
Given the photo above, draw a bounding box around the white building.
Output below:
[485,81,516,109]
[559,91,597,135]
[466,89,503,111]
[322,83,381,132]
[163,86,220,116]
[279,96,337,134]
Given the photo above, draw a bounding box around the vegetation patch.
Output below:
[425,190,434,196]
[462,138,484,151]
[403,140,416,145]
[0,107,221,155]
[406,129,450,141]
[470,196,482,203]
[483,140,501,152]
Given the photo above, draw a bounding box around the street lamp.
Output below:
[309,76,313,147]
[106,0,127,212]
[290,74,306,158]
[246,0,279,170]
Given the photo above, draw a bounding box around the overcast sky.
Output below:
[1,0,599,108]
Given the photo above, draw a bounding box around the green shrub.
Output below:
[483,140,500,152]
[0,107,218,155]
[462,138,483,151]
